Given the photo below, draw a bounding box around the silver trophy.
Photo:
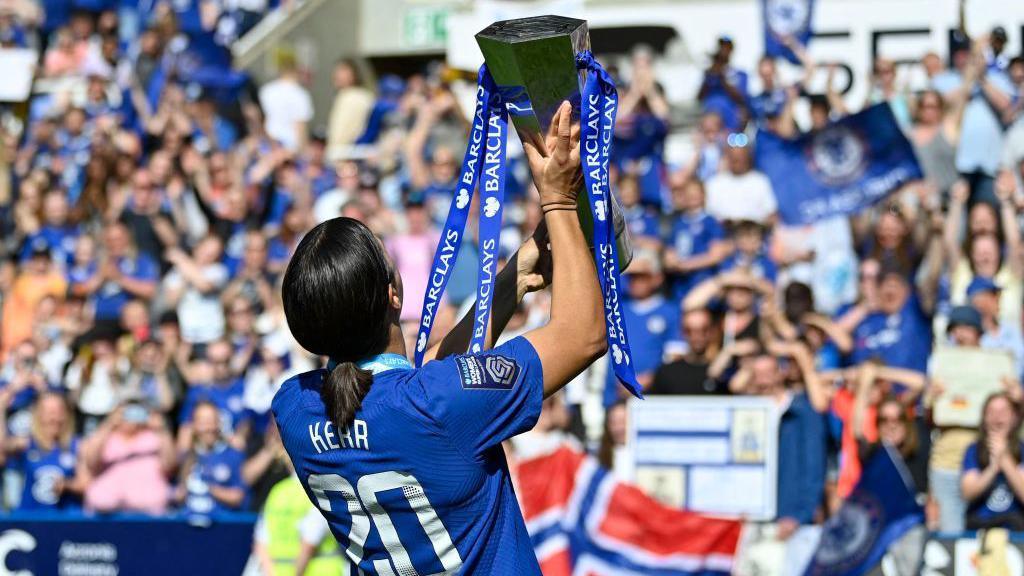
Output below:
[476,15,633,269]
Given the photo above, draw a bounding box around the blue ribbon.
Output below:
[470,87,508,354]
[412,55,641,400]
[413,66,495,366]
[577,51,642,398]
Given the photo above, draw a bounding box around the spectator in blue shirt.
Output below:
[680,112,727,183]
[961,392,1024,530]
[0,341,54,437]
[719,219,777,284]
[618,173,661,247]
[845,266,932,373]
[0,391,87,511]
[88,222,159,323]
[177,339,249,452]
[20,191,79,268]
[743,348,827,570]
[968,277,1024,378]
[987,27,1010,72]
[750,56,788,125]
[697,36,749,131]
[933,37,1016,206]
[603,248,682,407]
[614,48,671,208]
[176,401,247,518]
[664,175,728,300]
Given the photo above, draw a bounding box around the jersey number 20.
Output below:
[307,471,463,575]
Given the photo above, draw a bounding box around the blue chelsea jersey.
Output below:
[272,336,545,576]
[12,437,81,511]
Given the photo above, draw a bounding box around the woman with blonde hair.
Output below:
[0,391,89,510]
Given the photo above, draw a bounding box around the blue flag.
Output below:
[755,103,923,226]
[763,0,815,63]
[805,445,924,576]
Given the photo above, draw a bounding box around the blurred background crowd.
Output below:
[0,0,1023,573]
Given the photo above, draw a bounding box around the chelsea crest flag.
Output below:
[763,0,815,63]
[755,103,924,226]
[805,445,924,576]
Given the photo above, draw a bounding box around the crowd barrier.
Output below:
[0,511,256,576]
[3,513,1024,576]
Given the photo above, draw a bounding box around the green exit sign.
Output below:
[402,6,449,49]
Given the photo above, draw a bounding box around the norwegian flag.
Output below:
[514,442,744,576]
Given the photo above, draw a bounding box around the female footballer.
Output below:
[272,102,605,575]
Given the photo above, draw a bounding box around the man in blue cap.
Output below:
[946,304,984,347]
[967,277,1024,378]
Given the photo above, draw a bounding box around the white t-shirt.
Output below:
[164,264,229,344]
[705,170,778,223]
[258,78,314,152]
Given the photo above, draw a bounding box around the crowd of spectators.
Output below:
[2,1,1024,573]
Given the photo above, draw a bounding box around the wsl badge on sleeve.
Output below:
[456,355,521,390]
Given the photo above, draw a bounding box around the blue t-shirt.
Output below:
[623,205,661,240]
[272,338,544,575]
[613,114,669,206]
[183,442,247,516]
[93,254,159,321]
[21,225,80,267]
[850,296,932,372]
[603,296,681,407]
[963,442,1024,520]
[718,251,778,284]
[666,211,725,300]
[749,88,788,124]
[11,437,81,511]
[701,67,749,131]
[180,378,248,436]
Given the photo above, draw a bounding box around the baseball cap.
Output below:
[992,26,1008,41]
[966,276,1001,298]
[947,305,983,333]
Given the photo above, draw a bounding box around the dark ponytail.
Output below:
[282,217,394,429]
[323,362,374,429]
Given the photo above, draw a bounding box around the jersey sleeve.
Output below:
[962,443,981,473]
[409,336,544,462]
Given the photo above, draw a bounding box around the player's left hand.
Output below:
[515,220,552,299]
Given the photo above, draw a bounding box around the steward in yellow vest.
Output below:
[261,475,344,576]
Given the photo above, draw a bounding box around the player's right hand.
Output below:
[521,101,582,207]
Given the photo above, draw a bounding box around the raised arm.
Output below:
[520,102,608,397]
[943,179,969,271]
[424,224,549,363]
[803,313,853,354]
[876,365,928,403]
[403,100,439,191]
[683,274,724,311]
[851,363,878,441]
[996,173,1023,277]
[825,65,849,118]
